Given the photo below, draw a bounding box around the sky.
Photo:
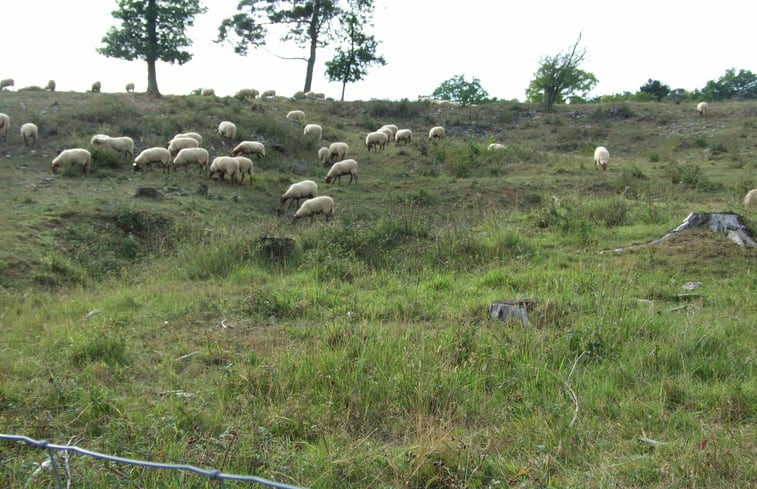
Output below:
[2,1,755,102]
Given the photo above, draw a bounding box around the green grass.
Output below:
[0,91,755,488]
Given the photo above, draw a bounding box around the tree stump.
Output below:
[489,299,537,325]
[259,236,295,260]
[135,187,163,199]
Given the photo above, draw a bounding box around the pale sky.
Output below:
[2,1,754,101]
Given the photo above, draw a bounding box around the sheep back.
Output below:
[281,179,318,207]
[133,147,171,172]
[594,146,610,170]
[325,159,358,185]
[293,196,335,223]
[51,148,91,175]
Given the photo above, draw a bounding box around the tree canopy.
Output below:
[639,79,671,102]
[701,68,757,100]
[432,75,490,106]
[98,0,207,97]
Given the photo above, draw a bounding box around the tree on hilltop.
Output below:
[432,75,490,106]
[98,0,207,97]
[639,79,671,101]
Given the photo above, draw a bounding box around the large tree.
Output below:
[324,0,385,101]
[98,0,207,97]
[639,79,671,101]
[432,75,490,107]
[526,34,597,111]
[701,68,757,100]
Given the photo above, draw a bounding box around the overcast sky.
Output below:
[2,1,754,101]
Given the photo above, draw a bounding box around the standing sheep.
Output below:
[91,134,134,158]
[428,126,445,142]
[133,147,171,173]
[365,131,388,152]
[287,110,305,123]
[51,148,91,175]
[261,89,276,98]
[91,81,101,93]
[379,124,398,138]
[744,189,757,207]
[328,141,349,163]
[0,79,14,91]
[218,120,237,144]
[46,80,56,91]
[234,156,254,185]
[125,82,135,92]
[201,88,215,96]
[172,147,210,174]
[317,147,330,166]
[167,136,199,157]
[20,123,38,147]
[325,159,358,185]
[594,146,610,171]
[395,129,412,145]
[0,113,9,142]
[281,180,318,208]
[174,132,202,146]
[231,141,266,158]
[303,123,322,141]
[292,196,335,224]
[208,156,240,184]
[697,101,708,116]
[235,88,259,99]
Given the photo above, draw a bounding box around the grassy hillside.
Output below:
[0,89,755,488]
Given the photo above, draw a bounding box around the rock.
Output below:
[135,187,163,199]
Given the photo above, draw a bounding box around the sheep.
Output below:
[91,134,135,158]
[46,80,56,92]
[325,159,358,185]
[317,146,330,166]
[328,141,349,163]
[201,88,215,96]
[365,131,388,152]
[305,91,325,99]
[292,196,334,224]
[395,129,412,145]
[91,81,101,93]
[235,88,258,99]
[594,146,610,171]
[745,189,757,207]
[287,110,305,123]
[379,124,398,138]
[234,156,254,185]
[303,123,322,140]
[125,82,135,92]
[292,91,306,99]
[51,148,91,175]
[281,179,318,208]
[208,156,240,184]
[231,140,266,158]
[167,136,199,157]
[428,126,445,142]
[0,113,9,142]
[261,89,276,98]
[20,122,38,147]
[488,143,506,151]
[174,132,202,146]
[377,127,393,145]
[133,147,171,173]
[0,79,14,91]
[172,147,210,173]
[697,101,708,116]
[218,120,237,144]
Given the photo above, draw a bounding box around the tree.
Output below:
[525,34,597,111]
[701,68,757,100]
[432,75,490,106]
[218,0,349,93]
[324,0,385,101]
[639,79,670,101]
[98,0,207,97]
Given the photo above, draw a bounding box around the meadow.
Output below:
[0,89,755,488]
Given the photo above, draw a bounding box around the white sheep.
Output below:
[20,122,38,147]
[218,120,237,143]
[51,148,91,175]
[201,88,215,96]
[365,131,388,152]
[90,134,135,158]
[305,91,325,99]
[377,127,393,145]
[0,79,14,91]
[234,156,254,185]
[174,132,202,146]
[744,189,757,207]
[125,82,135,92]
[697,101,708,116]
[208,156,240,184]
[287,110,305,123]
[328,141,349,163]
[325,159,358,185]
[317,146,330,166]
[235,88,259,99]
[292,91,306,99]
[303,123,322,140]
[0,113,10,142]
[46,80,56,92]
[261,89,276,98]
[380,124,398,138]
[281,179,318,208]
[428,126,445,142]
[395,129,412,145]
[594,146,610,171]
[91,81,101,93]
[231,140,266,158]
[488,143,506,151]
[293,196,334,223]
[167,136,199,157]
[173,147,210,173]
[133,147,171,173]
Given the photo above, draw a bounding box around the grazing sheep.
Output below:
[201,88,215,96]
[317,147,330,166]
[325,159,358,185]
[167,136,199,157]
[261,89,276,98]
[293,196,334,223]
[20,123,38,147]
[328,141,349,163]
[0,113,9,142]
[91,81,101,93]
[235,88,258,99]
[428,126,445,142]
[365,131,388,152]
[208,156,240,184]
[51,148,91,175]
[125,82,135,92]
[133,147,171,173]
[745,189,757,207]
[287,110,305,123]
[303,123,322,140]
[379,124,398,138]
[174,132,202,146]
[594,146,610,171]
[234,156,254,185]
[305,91,325,99]
[231,140,266,158]
[377,127,393,145]
[46,80,56,92]
[173,147,210,173]
[0,79,14,91]
[292,91,306,99]
[488,143,506,151]
[281,179,318,208]
[395,129,412,145]
[91,134,135,158]
[218,120,237,143]
[697,101,708,116]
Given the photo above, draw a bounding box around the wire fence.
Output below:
[1,434,309,489]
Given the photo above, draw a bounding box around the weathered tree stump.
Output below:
[135,187,163,199]
[489,299,537,325]
[259,236,295,260]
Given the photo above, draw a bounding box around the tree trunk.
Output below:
[340,81,346,101]
[145,0,161,97]
[146,59,160,97]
